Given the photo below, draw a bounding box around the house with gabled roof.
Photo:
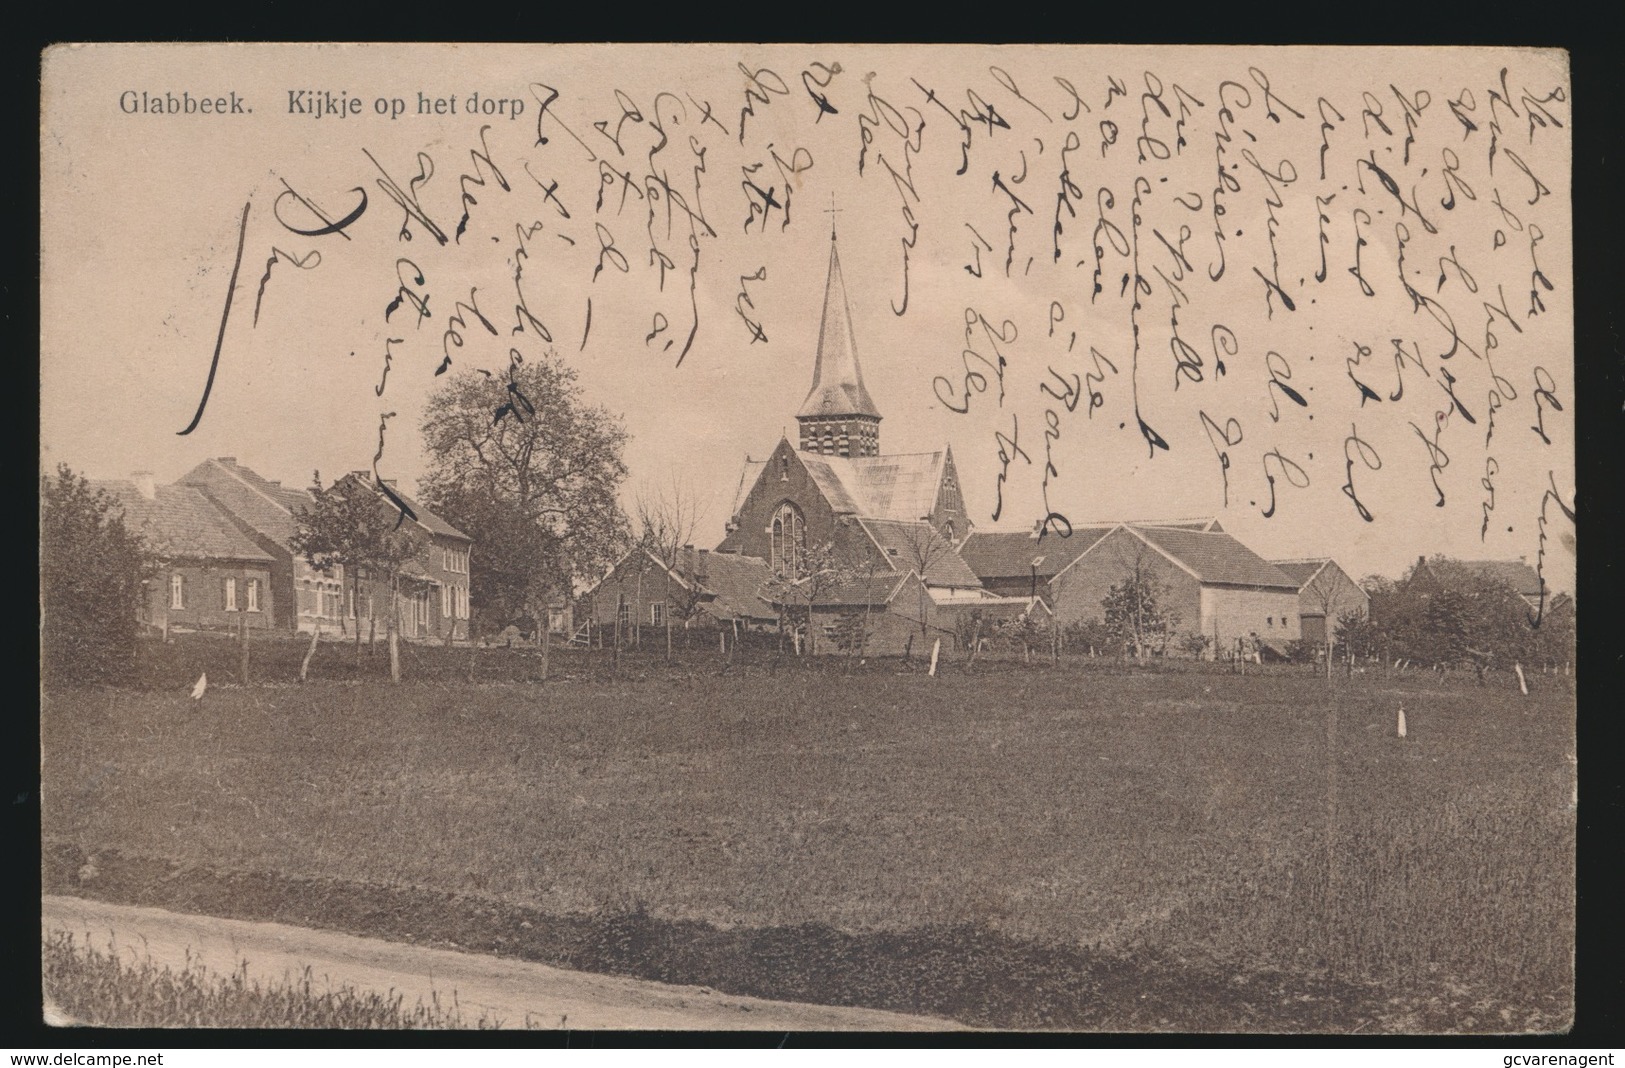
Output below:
[959,518,1225,603]
[95,473,277,635]
[176,457,342,634]
[578,545,778,641]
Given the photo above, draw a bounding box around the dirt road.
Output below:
[43,896,963,1031]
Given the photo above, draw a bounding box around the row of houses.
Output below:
[97,458,472,642]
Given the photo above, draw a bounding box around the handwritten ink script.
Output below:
[40,45,1574,597]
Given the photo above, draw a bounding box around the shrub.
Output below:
[41,465,149,687]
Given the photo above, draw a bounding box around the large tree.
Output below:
[1365,555,1560,669]
[420,351,630,637]
[41,465,150,687]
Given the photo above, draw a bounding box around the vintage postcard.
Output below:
[40,44,1575,1033]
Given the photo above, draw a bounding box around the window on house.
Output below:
[224,577,237,611]
[651,602,665,626]
[170,574,184,610]
[417,591,430,626]
[347,586,355,618]
[441,584,452,618]
[617,601,630,629]
[246,579,260,612]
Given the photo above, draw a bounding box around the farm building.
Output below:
[95,474,277,635]
[1039,523,1303,657]
[959,518,1224,603]
[1270,558,1370,647]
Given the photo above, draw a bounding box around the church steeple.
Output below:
[796,228,881,458]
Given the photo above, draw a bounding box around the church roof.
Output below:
[800,456,867,514]
[856,518,983,587]
[728,460,768,521]
[797,238,881,421]
[801,452,947,521]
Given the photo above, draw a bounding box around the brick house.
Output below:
[322,472,474,642]
[177,457,346,634]
[96,473,276,634]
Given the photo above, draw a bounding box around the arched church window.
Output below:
[771,502,805,576]
[944,520,955,542]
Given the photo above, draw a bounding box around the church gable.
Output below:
[717,438,845,568]
[928,447,969,541]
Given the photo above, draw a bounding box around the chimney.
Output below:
[216,456,237,466]
[131,471,156,500]
[268,480,281,488]
[696,548,710,583]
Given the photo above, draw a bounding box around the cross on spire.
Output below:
[823,193,842,241]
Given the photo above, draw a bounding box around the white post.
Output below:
[1515,662,1528,695]
[1397,705,1407,739]
[928,638,941,677]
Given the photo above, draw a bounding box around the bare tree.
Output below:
[634,477,704,570]
[1301,561,1359,680]
[765,540,854,656]
[894,523,956,645]
[634,477,707,652]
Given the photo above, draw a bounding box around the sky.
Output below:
[41,44,1575,595]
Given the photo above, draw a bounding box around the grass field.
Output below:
[41,644,1575,1031]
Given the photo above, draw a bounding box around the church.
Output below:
[707,227,1041,652]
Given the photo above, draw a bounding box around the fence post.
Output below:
[239,613,249,686]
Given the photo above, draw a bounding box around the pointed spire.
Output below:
[797,236,881,422]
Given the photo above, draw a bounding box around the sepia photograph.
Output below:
[39,43,1576,1034]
